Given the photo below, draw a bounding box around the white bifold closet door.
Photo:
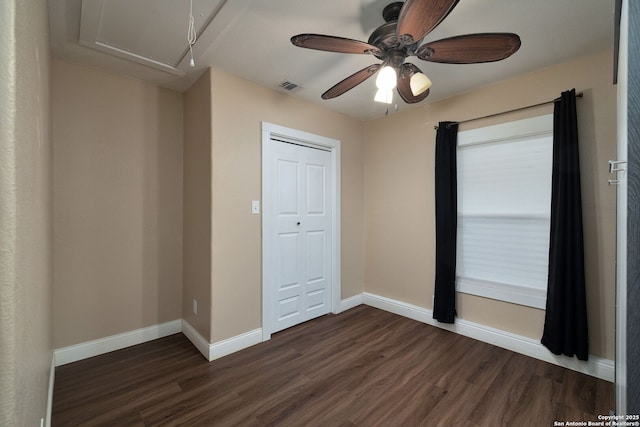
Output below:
[268,139,332,333]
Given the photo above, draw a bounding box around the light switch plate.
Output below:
[252,200,260,214]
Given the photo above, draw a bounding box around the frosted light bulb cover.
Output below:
[376,66,397,90]
[410,73,432,96]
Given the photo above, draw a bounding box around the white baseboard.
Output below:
[339,294,363,312]
[362,292,614,382]
[45,355,54,427]
[181,320,211,360]
[50,295,613,382]
[54,320,182,366]
[181,320,262,362]
[210,328,262,361]
[54,319,263,367]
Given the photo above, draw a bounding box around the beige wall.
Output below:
[197,67,366,343]
[47,43,614,369]
[52,59,184,347]
[183,70,212,339]
[364,49,617,359]
[0,0,52,424]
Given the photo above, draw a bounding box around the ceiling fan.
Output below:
[290,0,521,104]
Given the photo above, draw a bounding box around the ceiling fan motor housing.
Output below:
[368,24,419,69]
[386,49,408,70]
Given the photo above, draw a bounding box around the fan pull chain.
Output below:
[384,104,399,116]
[187,0,197,67]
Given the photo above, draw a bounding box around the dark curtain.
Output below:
[433,122,459,324]
[541,89,589,360]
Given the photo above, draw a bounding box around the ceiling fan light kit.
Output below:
[290,0,521,105]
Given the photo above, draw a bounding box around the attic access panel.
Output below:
[79,0,225,75]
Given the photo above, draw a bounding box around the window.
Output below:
[456,114,553,309]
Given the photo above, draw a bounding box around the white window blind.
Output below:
[456,114,553,309]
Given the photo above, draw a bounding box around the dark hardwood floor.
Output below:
[53,305,614,426]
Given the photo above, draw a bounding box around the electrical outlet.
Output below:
[193,299,198,315]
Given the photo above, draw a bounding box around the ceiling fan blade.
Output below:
[417,33,522,64]
[396,0,459,45]
[291,34,381,55]
[397,63,430,104]
[321,64,382,99]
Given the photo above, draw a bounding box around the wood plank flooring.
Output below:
[52,306,614,426]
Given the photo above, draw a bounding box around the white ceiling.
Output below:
[49,0,615,121]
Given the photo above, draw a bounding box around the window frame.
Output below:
[455,114,554,310]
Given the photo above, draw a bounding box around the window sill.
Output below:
[456,276,547,310]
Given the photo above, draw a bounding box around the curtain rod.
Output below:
[433,92,583,130]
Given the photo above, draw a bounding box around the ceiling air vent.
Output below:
[278,80,300,91]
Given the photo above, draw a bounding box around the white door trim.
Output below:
[261,122,341,341]
[616,0,628,415]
